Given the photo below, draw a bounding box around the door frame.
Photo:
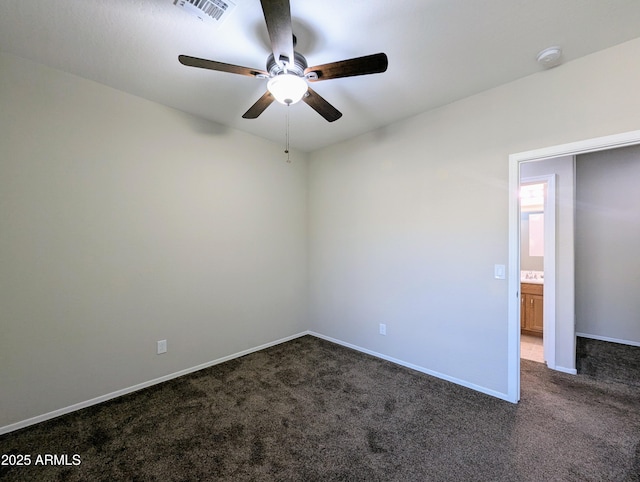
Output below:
[507,129,640,403]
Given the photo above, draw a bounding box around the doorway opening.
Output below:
[519,180,548,365]
[519,173,557,371]
[507,129,640,403]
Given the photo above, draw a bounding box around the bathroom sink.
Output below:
[521,270,544,284]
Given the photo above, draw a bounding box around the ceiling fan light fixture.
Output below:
[267,74,308,105]
[179,1,387,121]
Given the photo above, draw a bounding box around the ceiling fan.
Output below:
[178,0,388,122]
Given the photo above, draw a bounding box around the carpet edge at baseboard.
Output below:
[0,331,311,436]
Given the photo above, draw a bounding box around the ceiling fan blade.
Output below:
[260,0,294,68]
[179,55,268,78]
[242,91,275,119]
[302,87,342,122]
[304,53,388,82]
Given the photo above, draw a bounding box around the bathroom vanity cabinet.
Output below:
[521,283,543,337]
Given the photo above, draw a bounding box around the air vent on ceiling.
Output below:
[173,0,236,25]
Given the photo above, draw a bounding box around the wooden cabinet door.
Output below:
[528,294,544,334]
[521,283,543,337]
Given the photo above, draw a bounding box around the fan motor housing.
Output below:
[266,52,308,77]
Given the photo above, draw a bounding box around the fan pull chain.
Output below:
[284,104,291,163]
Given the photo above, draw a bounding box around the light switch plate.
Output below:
[494,264,506,279]
[157,339,167,354]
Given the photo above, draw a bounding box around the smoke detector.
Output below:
[536,46,562,69]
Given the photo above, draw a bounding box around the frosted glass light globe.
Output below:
[267,74,308,105]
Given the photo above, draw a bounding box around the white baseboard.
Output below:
[0,331,310,436]
[308,332,514,403]
[576,333,640,348]
[553,365,578,375]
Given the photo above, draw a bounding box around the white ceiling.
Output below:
[2,0,640,152]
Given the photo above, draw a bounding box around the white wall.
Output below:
[308,38,640,398]
[575,145,640,344]
[0,52,309,429]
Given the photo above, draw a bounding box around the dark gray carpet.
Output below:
[1,335,639,481]
[577,336,640,387]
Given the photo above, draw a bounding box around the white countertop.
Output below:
[521,270,544,284]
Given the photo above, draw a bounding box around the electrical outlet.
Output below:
[379,323,386,336]
[157,339,167,354]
